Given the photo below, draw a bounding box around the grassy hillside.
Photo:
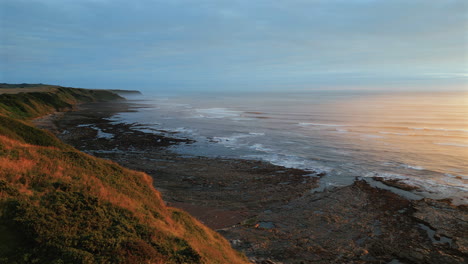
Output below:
[0,85,123,119]
[0,86,247,263]
[0,83,56,89]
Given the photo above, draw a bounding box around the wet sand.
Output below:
[34,101,467,264]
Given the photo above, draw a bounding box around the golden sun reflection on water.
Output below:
[324,91,468,179]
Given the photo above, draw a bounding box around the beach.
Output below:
[34,100,468,263]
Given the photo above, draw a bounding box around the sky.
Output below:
[1,0,467,92]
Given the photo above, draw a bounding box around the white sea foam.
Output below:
[249,132,265,136]
[133,128,159,134]
[243,153,331,174]
[249,144,273,152]
[211,134,252,148]
[76,124,114,139]
[434,142,468,148]
[169,127,195,134]
[330,149,350,155]
[400,164,424,170]
[84,125,114,139]
[195,108,241,118]
[96,129,114,139]
[361,134,384,139]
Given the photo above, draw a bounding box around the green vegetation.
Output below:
[0,116,65,148]
[109,89,142,95]
[0,85,247,264]
[0,85,123,119]
[0,83,52,89]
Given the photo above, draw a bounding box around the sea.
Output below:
[110,90,468,205]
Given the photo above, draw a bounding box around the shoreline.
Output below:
[34,100,468,263]
[33,101,320,229]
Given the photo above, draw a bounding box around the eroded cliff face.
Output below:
[0,86,248,264]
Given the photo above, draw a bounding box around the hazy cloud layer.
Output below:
[1,0,467,91]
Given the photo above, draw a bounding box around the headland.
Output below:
[0,84,248,263]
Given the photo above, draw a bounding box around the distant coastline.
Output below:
[0,83,142,96]
[109,89,142,95]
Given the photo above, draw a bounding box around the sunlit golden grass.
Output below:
[1,134,248,263]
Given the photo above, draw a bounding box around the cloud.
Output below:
[1,0,466,90]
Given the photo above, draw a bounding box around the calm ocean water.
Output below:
[112,90,468,204]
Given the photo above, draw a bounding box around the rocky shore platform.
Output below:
[34,101,467,264]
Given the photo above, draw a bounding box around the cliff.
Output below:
[0,85,248,263]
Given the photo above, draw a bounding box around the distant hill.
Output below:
[0,84,142,96]
[0,87,247,263]
[0,86,123,119]
[109,89,142,95]
[0,83,53,89]
[0,83,61,94]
